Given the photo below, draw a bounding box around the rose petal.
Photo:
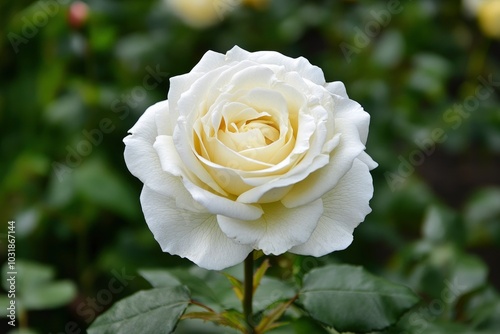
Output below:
[331,94,371,145]
[154,135,264,220]
[124,137,184,201]
[168,51,226,122]
[289,159,373,256]
[153,135,185,176]
[325,81,349,99]
[174,121,229,196]
[226,46,326,85]
[179,61,269,123]
[217,199,323,255]
[126,100,166,143]
[141,186,253,270]
[124,102,181,199]
[155,102,174,136]
[281,118,365,208]
[190,50,227,73]
[357,151,378,170]
[236,105,330,203]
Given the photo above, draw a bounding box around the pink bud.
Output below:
[68,1,89,29]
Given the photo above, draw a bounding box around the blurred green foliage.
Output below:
[0,0,499,333]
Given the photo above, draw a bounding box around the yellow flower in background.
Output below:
[166,0,241,28]
[478,0,500,38]
[462,0,486,16]
[462,0,500,38]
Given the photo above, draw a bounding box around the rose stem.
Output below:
[243,252,255,333]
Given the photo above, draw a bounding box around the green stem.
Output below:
[190,299,216,313]
[243,252,254,333]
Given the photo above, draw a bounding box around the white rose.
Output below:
[124,46,377,270]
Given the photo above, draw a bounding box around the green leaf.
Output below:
[1,260,54,291]
[88,286,190,334]
[390,312,487,334]
[139,268,221,307]
[407,244,488,300]
[23,280,77,310]
[422,205,463,245]
[182,310,246,332]
[0,295,10,317]
[266,317,329,334]
[1,261,77,311]
[299,264,419,333]
[255,295,297,333]
[223,273,244,301]
[451,252,488,295]
[74,159,139,219]
[464,188,500,246]
[464,286,500,330]
[44,91,85,130]
[138,266,295,315]
[253,277,296,312]
[253,259,271,293]
[218,276,296,313]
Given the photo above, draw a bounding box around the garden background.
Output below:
[1,0,500,333]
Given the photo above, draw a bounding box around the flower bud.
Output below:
[68,1,89,29]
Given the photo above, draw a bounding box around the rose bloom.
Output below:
[463,0,500,38]
[478,0,500,38]
[124,46,377,270]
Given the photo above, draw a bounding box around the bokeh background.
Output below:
[1,0,500,333]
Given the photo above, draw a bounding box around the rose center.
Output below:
[229,116,279,145]
[218,111,280,151]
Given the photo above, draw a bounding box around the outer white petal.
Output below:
[190,50,227,73]
[123,101,179,198]
[357,151,378,170]
[289,159,374,256]
[217,199,323,255]
[281,119,365,208]
[325,81,348,99]
[168,74,195,124]
[155,102,174,136]
[141,186,253,270]
[181,179,264,221]
[126,100,168,143]
[125,136,194,209]
[226,46,326,85]
[331,94,371,145]
[167,50,228,127]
